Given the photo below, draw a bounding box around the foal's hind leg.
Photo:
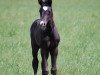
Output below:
[50,47,58,75]
[31,41,39,75]
[41,48,49,75]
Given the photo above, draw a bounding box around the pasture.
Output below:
[0,0,100,75]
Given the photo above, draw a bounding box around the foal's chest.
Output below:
[34,26,51,47]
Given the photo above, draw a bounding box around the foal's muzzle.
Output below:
[40,21,46,30]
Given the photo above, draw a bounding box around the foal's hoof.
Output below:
[34,73,37,75]
[42,71,48,75]
[51,70,57,75]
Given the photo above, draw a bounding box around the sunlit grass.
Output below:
[0,0,100,75]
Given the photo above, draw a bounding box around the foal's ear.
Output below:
[38,0,42,5]
[47,0,52,6]
[38,0,52,6]
[38,0,47,5]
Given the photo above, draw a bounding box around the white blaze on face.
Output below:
[43,6,48,11]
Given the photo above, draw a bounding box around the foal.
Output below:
[30,4,60,75]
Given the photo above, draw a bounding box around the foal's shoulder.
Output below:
[31,19,40,29]
[32,19,40,25]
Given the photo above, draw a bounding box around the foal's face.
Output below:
[40,6,53,30]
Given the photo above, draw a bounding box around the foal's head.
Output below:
[39,6,53,30]
[38,0,52,6]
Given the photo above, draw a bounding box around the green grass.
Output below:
[0,0,100,75]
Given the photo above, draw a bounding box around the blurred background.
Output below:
[0,0,100,75]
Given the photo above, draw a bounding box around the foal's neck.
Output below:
[46,18,54,34]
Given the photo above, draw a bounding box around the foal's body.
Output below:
[30,18,60,75]
[31,0,60,75]
[31,19,59,48]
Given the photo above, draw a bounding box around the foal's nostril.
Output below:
[43,23,46,26]
[40,21,46,26]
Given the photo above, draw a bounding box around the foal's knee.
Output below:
[32,58,39,69]
[41,59,48,71]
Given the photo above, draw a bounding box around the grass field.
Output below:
[0,0,100,75]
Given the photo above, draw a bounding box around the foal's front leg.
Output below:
[31,41,39,75]
[50,47,58,75]
[41,48,49,75]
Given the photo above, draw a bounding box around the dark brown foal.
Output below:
[30,0,60,75]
